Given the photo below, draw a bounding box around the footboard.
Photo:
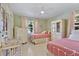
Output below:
[47,42,79,56]
[31,33,51,45]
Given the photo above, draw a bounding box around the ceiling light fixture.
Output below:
[40,6,45,14]
[74,20,76,22]
[41,10,45,14]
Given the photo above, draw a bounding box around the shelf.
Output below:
[73,24,79,26]
[2,44,20,50]
[0,43,21,56]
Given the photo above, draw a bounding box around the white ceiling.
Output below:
[9,3,79,19]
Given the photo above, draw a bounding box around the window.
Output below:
[74,15,79,30]
[75,16,79,22]
[75,26,79,30]
[28,22,33,33]
[27,21,34,34]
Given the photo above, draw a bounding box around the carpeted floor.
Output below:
[14,42,51,56]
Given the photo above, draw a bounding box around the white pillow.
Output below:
[69,30,79,41]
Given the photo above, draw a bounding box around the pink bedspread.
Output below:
[47,39,79,56]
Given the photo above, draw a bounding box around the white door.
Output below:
[51,22,56,40]
[51,20,62,40]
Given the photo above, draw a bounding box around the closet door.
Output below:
[51,20,62,40]
[51,22,56,40]
[55,21,62,39]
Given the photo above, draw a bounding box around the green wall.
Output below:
[38,19,48,32]
[14,15,21,27]
[46,19,54,32]
[14,16,54,33]
[37,19,54,32]
[33,19,53,33]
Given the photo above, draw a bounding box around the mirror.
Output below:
[56,22,60,32]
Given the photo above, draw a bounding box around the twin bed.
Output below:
[31,32,51,44]
[47,39,79,56]
[31,31,79,56]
